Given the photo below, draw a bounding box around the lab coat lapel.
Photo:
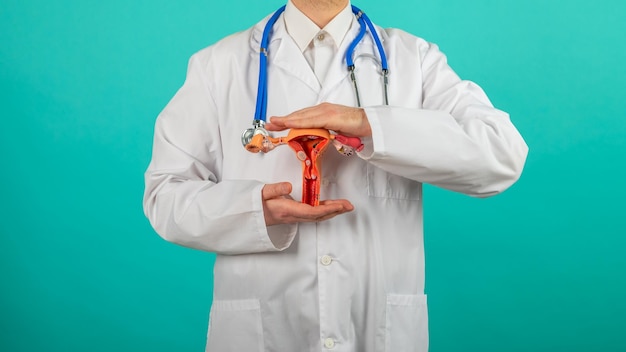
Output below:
[319,18,387,102]
[248,11,389,103]
[319,19,360,96]
[250,14,321,93]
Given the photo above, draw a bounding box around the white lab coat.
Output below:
[143,10,528,352]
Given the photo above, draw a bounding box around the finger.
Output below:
[270,104,327,124]
[262,182,292,200]
[287,201,352,221]
[271,114,333,130]
[267,116,293,129]
[281,104,354,132]
[314,210,346,222]
[273,104,321,119]
[264,198,353,225]
[282,116,330,129]
[264,122,287,131]
[305,207,351,222]
[319,199,354,212]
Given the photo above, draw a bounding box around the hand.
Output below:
[262,182,354,226]
[265,103,372,137]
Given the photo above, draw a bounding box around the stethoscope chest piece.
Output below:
[239,4,387,204]
[242,4,388,154]
[242,120,273,153]
[241,120,268,146]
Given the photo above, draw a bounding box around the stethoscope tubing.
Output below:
[255,5,286,124]
[347,5,387,71]
[241,5,389,151]
[249,4,389,134]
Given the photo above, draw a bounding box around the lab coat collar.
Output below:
[249,6,388,95]
[250,11,320,92]
[284,0,354,53]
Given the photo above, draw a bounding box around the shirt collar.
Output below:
[284,0,354,52]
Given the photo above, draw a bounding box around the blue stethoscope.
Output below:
[242,5,389,149]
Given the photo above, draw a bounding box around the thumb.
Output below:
[262,182,292,200]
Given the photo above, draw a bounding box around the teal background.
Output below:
[1,0,624,351]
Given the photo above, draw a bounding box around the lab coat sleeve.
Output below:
[143,54,297,254]
[360,42,528,197]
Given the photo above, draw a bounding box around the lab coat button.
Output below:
[320,255,333,266]
[324,337,335,349]
[317,33,325,41]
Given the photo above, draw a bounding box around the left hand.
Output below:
[265,103,372,137]
[262,182,354,226]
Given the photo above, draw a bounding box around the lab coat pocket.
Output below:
[367,164,421,200]
[385,294,428,352]
[206,299,264,352]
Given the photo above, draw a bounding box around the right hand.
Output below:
[262,182,354,226]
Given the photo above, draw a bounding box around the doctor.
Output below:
[143,0,528,351]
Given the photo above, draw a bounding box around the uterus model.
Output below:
[244,128,363,206]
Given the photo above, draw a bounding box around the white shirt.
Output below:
[284,0,354,84]
[143,5,528,351]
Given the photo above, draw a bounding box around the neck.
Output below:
[290,0,349,28]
